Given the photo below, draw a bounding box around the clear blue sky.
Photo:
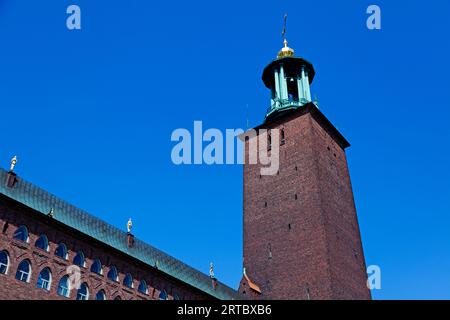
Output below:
[0,1,449,299]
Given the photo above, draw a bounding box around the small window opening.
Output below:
[2,222,9,234]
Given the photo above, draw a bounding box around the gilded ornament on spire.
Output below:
[277,39,295,59]
[277,14,295,59]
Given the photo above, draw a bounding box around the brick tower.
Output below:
[239,38,371,300]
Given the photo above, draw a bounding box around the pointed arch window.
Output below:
[36,268,52,291]
[15,259,31,282]
[90,259,103,275]
[123,273,133,288]
[73,251,85,268]
[159,289,168,300]
[138,280,148,294]
[107,266,118,282]
[76,283,89,300]
[0,251,9,274]
[96,289,106,300]
[35,235,49,252]
[13,225,29,243]
[57,275,70,297]
[55,243,68,260]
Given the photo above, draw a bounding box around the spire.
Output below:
[277,14,294,59]
[262,14,315,120]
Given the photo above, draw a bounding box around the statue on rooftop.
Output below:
[10,156,17,172]
[209,262,215,279]
[127,218,132,233]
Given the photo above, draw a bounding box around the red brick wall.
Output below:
[0,196,210,300]
[242,110,371,300]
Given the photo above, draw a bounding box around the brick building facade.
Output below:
[0,169,239,300]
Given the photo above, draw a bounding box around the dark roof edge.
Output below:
[246,103,351,150]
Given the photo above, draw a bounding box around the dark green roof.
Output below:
[0,168,240,300]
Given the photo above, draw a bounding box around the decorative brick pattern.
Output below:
[0,196,211,300]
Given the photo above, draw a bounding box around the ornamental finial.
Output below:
[9,156,17,172]
[282,14,288,41]
[277,14,294,59]
[127,218,133,233]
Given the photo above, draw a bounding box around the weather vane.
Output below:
[282,14,288,41]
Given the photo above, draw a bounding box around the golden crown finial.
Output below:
[277,38,294,59]
[277,14,294,59]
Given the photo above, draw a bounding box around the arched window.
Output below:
[35,235,49,252]
[36,267,52,291]
[57,275,70,297]
[15,259,31,282]
[107,266,118,282]
[159,289,168,300]
[55,243,68,260]
[76,283,89,300]
[95,289,106,300]
[73,251,85,268]
[114,296,122,300]
[13,225,29,243]
[90,259,102,275]
[138,280,148,294]
[123,273,133,288]
[0,251,9,274]
[281,129,285,144]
